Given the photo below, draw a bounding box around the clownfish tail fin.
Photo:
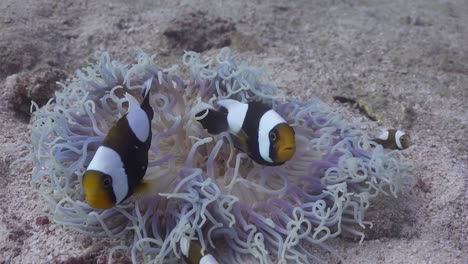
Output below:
[141,77,154,120]
[195,109,228,134]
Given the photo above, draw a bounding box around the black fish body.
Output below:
[373,129,411,150]
[82,78,154,209]
[196,99,296,166]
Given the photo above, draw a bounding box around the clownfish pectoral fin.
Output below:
[230,132,249,154]
[134,179,158,198]
[195,109,228,135]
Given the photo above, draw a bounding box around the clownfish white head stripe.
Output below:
[258,109,288,163]
[85,146,128,204]
[394,130,406,150]
[196,99,296,166]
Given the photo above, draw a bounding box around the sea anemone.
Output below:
[29,48,409,263]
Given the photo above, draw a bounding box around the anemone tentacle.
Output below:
[29,48,410,263]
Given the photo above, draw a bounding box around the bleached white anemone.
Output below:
[30,48,409,263]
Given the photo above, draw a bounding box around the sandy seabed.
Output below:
[0,0,466,263]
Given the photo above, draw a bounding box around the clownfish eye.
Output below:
[102,177,112,188]
[269,131,277,142]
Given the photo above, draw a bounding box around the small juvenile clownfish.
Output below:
[180,237,220,264]
[82,78,154,209]
[373,129,411,150]
[196,99,296,166]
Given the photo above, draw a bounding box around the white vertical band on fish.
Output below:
[86,146,129,204]
[218,99,248,134]
[200,255,219,264]
[377,130,389,141]
[126,93,150,142]
[258,109,286,163]
[180,237,190,257]
[395,130,405,150]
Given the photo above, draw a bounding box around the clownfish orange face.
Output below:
[82,170,116,210]
[399,134,411,149]
[269,123,296,163]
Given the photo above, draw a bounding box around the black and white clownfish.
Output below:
[180,237,220,264]
[195,99,296,166]
[373,129,411,150]
[82,78,154,209]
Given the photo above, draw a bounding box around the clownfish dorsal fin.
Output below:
[249,100,271,111]
[216,99,242,111]
[125,91,151,142]
[143,77,153,98]
[124,92,141,112]
[141,77,154,120]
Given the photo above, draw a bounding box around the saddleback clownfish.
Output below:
[196,99,296,166]
[82,78,154,209]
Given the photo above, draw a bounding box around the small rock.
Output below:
[415,177,431,193]
[413,17,432,27]
[115,18,131,30]
[163,11,236,52]
[4,66,67,116]
[3,17,12,24]
[80,236,93,248]
[53,256,85,264]
[35,216,50,226]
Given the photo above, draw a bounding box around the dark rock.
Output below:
[415,177,431,193]
[4,66,67,116]
[35,216,50,226]
[53,256,84,264]
[163,11,236,52]
[413,16,432,27]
